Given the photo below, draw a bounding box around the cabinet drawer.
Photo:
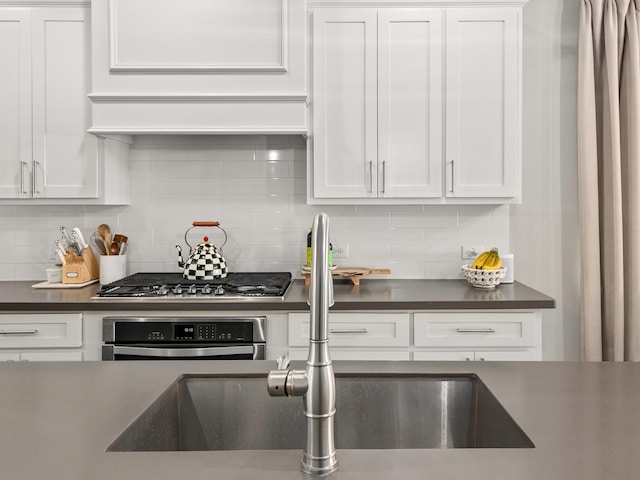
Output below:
[0,314,82,349]
[289,348,410,361]
[414,312,537,348]
[413,351,474,361]
[288,313,410,347]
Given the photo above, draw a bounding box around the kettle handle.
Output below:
[192,221,219,227]
[185,222,227,251]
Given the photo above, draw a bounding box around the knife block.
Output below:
[62,247,99,284]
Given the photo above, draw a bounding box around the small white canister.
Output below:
[46,266,62,283]
[501,254,514,283]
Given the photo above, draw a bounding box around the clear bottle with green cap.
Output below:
[306,228,333,267]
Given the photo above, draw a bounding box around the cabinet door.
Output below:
[312,9,378,198]
[0,9,32,199]
[289,348,410,361]
[20,351,83,362]
[414,351,474,361]
[0,352,20,362]
[474,350,538,361]
[378,9,443,198]
[445,8,520,198]
[414,350,538,361]
[31,8,97,199]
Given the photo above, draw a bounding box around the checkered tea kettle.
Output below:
[175,221,228,280]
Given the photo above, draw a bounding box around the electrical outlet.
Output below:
[333,244,349,258]
[461,245,485,261]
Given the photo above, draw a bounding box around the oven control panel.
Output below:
[174,324,221,341]
[109,317,264,343]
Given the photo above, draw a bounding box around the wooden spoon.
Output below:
[97,224,111,254]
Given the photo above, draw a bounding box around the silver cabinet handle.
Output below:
[0,329,38,335]
[456,328,496,333]
[368,161,373,193]
[330,328,368,335]
[20,161,28,196]
[450,160,455,193]
[381,160,386,194]
[32,161,41,197]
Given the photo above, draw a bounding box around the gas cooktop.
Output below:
[91,272,293,302]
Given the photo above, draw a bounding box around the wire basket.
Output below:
[461,265,506,289]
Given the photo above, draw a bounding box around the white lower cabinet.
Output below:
[288,312,411,360]
[0,313,83,361]
[0,352,20,362]
[413,311,541,361]
[413,350,538,362]
[289,349,410,361]
[20,351,83,361]
[288,311,541,362]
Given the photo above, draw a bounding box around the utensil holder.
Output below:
[62,247,99,284]
[99,254,127,285]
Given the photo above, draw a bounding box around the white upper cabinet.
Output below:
[311,9,378,198]
[0,4,130,205]
[311,8,442,199]
[0,7,96,200]
[0,9,32,199]
[445,8,520,198]
[31,8,97,199]
[308,1,526,205]
[378,10,443,198]
[89,0,308,135]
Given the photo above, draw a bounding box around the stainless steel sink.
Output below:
[107,373,533,451]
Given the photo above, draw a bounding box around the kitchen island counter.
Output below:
[0,279,554,312]
[0,360,635,479]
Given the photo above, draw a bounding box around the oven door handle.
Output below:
[111,345,255,358]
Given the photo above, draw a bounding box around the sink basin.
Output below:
[108,373,533,451]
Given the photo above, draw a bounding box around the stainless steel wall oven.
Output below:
[102,316,266,361]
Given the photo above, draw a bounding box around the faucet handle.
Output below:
[276,354,290,370]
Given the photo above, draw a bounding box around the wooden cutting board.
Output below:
[301,267,391,286]
[32,279,99,289]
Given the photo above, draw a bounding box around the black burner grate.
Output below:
[96,272,293,297]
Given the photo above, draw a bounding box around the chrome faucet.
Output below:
[267,212,337,476]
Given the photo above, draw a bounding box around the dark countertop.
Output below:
[0,360,636,480]
[0,279,555,312]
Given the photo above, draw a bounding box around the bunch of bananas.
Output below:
[471,248,502,270]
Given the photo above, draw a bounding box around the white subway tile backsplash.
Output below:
[0,264,16,280]
[385,261,423,279]
[221,160,290,178]
[424,261,467,279]
[151,161,222,179]
[141,146,189,162]
[0,230,15,247]
[391,208,458,230]
[0,135,508,281]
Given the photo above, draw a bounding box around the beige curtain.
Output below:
[578,0,640,360]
